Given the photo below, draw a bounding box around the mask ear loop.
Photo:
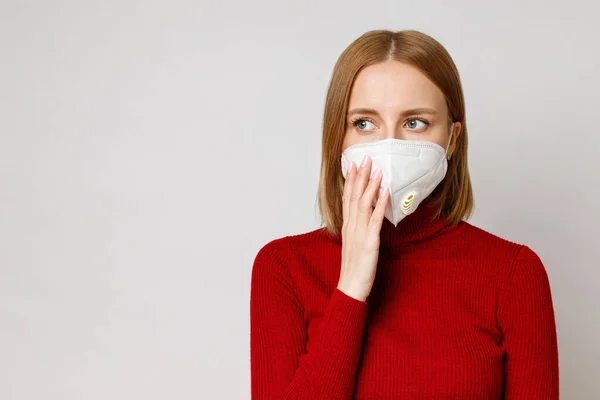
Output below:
[445,122,455,161]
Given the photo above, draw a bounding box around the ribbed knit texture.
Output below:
[250,205,559,399]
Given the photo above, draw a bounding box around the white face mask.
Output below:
[340,123,455,226]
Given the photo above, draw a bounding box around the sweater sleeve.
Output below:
[250,238,368,400]
[498,246,559,399]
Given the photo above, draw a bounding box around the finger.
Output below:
[350,155,372,205]
[368,187,389,233]
[351,156,371,200]
[349,156,371,229]
[342,161,356,226]
[357,167,382,225]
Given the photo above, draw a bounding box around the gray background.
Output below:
[1,0,599,398]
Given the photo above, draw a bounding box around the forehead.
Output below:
[348,60,446,112]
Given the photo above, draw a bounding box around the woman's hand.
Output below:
[337,155,389,302]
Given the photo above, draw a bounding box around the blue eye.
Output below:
[405,119,428,130]
[354,119,375,131]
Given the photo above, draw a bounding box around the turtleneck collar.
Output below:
[323,203,454,249]
[379,203,449,248]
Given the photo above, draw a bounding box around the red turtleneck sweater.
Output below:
[250,206,559,399]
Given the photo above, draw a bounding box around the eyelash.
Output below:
[350,117,374,129]
[405,116,430,127]
[350,116,430,130]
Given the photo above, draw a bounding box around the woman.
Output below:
[250,30,559,399]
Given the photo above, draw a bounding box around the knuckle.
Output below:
[358,198,371,211]
[362,189,375,202]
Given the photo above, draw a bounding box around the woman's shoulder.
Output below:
[459,220,526,251]
[457,220,547,275]
[252,226,338,275]
[257,226,338,254]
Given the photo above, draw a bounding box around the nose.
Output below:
[381,121,406,140]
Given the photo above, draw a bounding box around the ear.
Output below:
[447,121,462,159]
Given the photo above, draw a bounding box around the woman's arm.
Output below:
[498,246,559,399]
[250,238,367,400]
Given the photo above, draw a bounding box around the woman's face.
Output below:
[342,60,461,154]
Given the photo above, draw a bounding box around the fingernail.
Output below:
[371,168,381,179]
[361,155,369,168]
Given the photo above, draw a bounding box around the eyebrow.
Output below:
[347,107,439,118]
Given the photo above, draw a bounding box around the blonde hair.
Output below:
[317,30,473,236]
